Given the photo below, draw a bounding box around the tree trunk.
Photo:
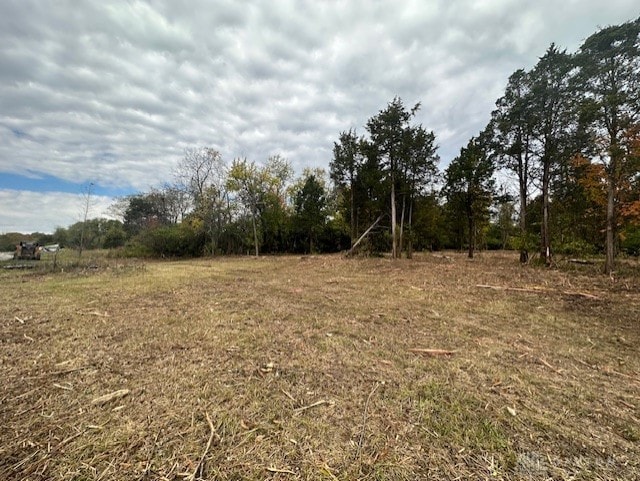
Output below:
[407,199,413,259]
[605,170,616,274]
[350,185,356,247]
[391,179,397,258]
[468,210,475,259]
[251,209,259,257]
[346,215,383,257]
[541,159,551,266]
[399,195,406,257]
[519,179,528,264]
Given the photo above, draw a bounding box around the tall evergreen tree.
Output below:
[293,174,327,253]
[444,136,496,258]
[575,18,640,273]
[366,97,420,258]
[529,44,575,265]
[491,69,535,263]
[399,125,439,257]
[330,129,362,246]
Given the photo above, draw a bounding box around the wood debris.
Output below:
[293,399,333,415]
[91,389,130,406]
[408,348,457,357]
[187,412,216,481]
[476,284,599,300]
[266,466,296,475]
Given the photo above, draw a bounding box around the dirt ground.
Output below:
[1,252,639,480]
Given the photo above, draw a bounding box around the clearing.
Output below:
[1,252,639,480]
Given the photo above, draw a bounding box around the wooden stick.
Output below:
[620,400,636,409]
[567,258,595,265]
[53,383,73,391]
[356,383,380,461]
[408,348,457,356]
[346,215,383,257]
[138,430,161,481]
[537,358,560,373]
[604,368,640,383]
[281,388,296,403]
[189,412,216,481]
[91,389,130,406]
[266,467,296,475]
[293,399,331,414]
[476,284,599,300]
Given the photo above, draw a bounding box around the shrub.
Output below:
[555,239,598,257]
[125,224,206,258]
[621,226,640,257]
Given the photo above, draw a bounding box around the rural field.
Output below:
[1,252,639,480]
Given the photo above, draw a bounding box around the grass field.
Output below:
[1,252,639,480]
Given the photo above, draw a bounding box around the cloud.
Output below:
[0,0,638,232]
[0,189,116,234]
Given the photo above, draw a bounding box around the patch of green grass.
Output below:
[413,381,514,460]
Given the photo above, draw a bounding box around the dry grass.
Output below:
[1,252,639,480]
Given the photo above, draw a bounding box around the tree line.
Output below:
[10,18,639,270]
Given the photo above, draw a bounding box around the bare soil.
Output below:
[1,252,639,480]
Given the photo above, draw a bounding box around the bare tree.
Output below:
[78,182,94,258]
[175,147,227,255]
[176,147,225,205]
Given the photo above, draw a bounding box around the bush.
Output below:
[125,224,206,258]
[621,226,640,257]
[555,239,598,257]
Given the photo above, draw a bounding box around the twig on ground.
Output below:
[619,400,636,409]
[604,368,640,384]
[537,358,560,373]
[53,383,73,391]
[281,388,296,403]
[91,389,130,406]
[567,258,595,265]
[189,411,216,481]
[266,466,296,475]
[293,399,332,415]
[476,284,599,300]
[356,382,380,462]
[408,348,457,356]
[138,430,161,481]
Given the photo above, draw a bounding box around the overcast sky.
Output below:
[1,1,638,234]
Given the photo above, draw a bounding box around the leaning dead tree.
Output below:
[345,215,383,257]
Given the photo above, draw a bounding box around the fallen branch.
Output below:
[346,215,383,257]
[138,430,161,481]
[189,412,217,481]
[281,388,296,403]
[477,284,547,293]
[29,366,91,379]
[266,467,296,475]
[356,382,380,462]
[537,358,560,373]
[53,383,73,391]
[293,399,332,415]
[408,348,457,357]
[620,400,636,410]
[604,368,640,383]
[476,284,599,300]
[91,389,130,406]
[567,258,595,265]
[562,291,599,300]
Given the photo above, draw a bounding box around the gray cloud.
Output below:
[1,0,638,233]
